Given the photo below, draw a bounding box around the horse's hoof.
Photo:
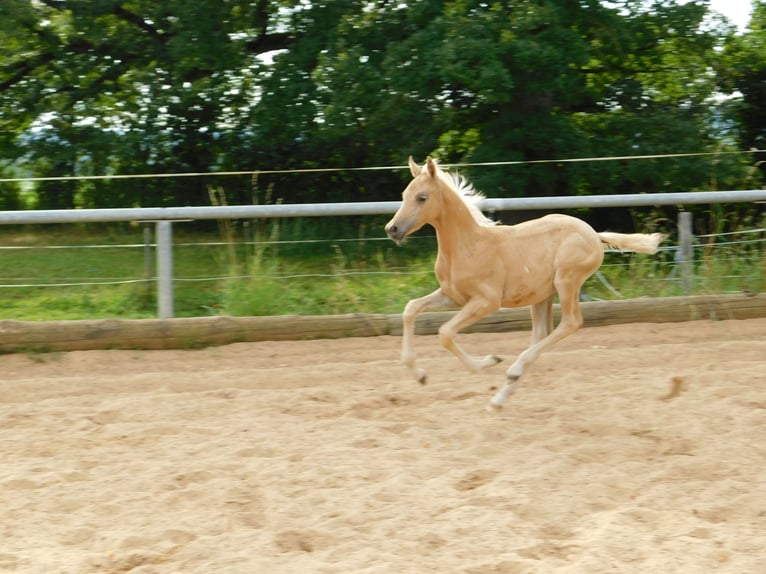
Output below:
[416,369,427,385]
[477,355,503,370]
[485,401,503,412]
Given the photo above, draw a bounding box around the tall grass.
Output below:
[220,220,764,315]
[0,216,762,321]
[221,242,440,316]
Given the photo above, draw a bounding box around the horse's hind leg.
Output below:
[400,289,455,384]
[488,283,583,410]
[530,295,554,344]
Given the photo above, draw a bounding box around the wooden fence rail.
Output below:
[0,293,763,353]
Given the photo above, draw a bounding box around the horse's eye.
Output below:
[417,194,428,203]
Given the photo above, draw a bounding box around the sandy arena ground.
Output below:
[0,317,764,573]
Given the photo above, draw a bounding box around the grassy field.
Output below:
[0,222,762,321]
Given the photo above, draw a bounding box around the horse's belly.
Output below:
[502,290,553,308]
[500,268,555,308]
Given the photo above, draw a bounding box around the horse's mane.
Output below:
[433,163,497,227]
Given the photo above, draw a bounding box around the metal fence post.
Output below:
[678,211,693,295]
[156,221,174,319]
[143,223,153,300]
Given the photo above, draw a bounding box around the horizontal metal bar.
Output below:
[0,190,764,225]
[0,202,402,224]
[480,189,766,211]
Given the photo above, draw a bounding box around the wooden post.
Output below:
[678,211,693,295]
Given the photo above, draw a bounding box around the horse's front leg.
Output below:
[400,288,455,384]
[437,297,503,373]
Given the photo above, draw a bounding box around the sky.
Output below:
[708,0,754,31]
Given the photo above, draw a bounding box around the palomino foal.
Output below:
[385,157,663,410]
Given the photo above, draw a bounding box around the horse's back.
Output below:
[507,213,603,274]
[510,213,599,243]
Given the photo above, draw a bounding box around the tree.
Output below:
[308,0,740,201]
[718,1,766,185]
[0,0,332,206]
[0,0,753,213]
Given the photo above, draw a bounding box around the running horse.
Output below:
[385,156,664,410]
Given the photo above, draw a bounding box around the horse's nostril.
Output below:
[388,225,398,235]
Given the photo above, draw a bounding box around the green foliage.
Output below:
[222,242,440,317]
[0,0,762,212]
[717,1,766,185]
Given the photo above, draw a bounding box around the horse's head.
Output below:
[385,156,443,244]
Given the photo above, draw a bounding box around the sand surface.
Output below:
[1,317,765,573]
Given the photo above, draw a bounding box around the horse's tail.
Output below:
[598,232,665,254]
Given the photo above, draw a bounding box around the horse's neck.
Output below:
[432,190,483,261]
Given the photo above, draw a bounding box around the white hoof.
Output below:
[414,368,427,385]
[485,401,503,412]
[480,354,503,369]
[466,355,504,373]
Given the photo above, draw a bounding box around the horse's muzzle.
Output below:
[385,221,407,243]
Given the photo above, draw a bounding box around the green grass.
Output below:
[221,248,439,316]
[0,225,220,320]
[0,224,762,321]
[588,237,765,299]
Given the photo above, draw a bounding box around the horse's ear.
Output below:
[426,156,437,178]
[408,156,421,178]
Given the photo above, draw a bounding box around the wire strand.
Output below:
[1,150,763,183]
